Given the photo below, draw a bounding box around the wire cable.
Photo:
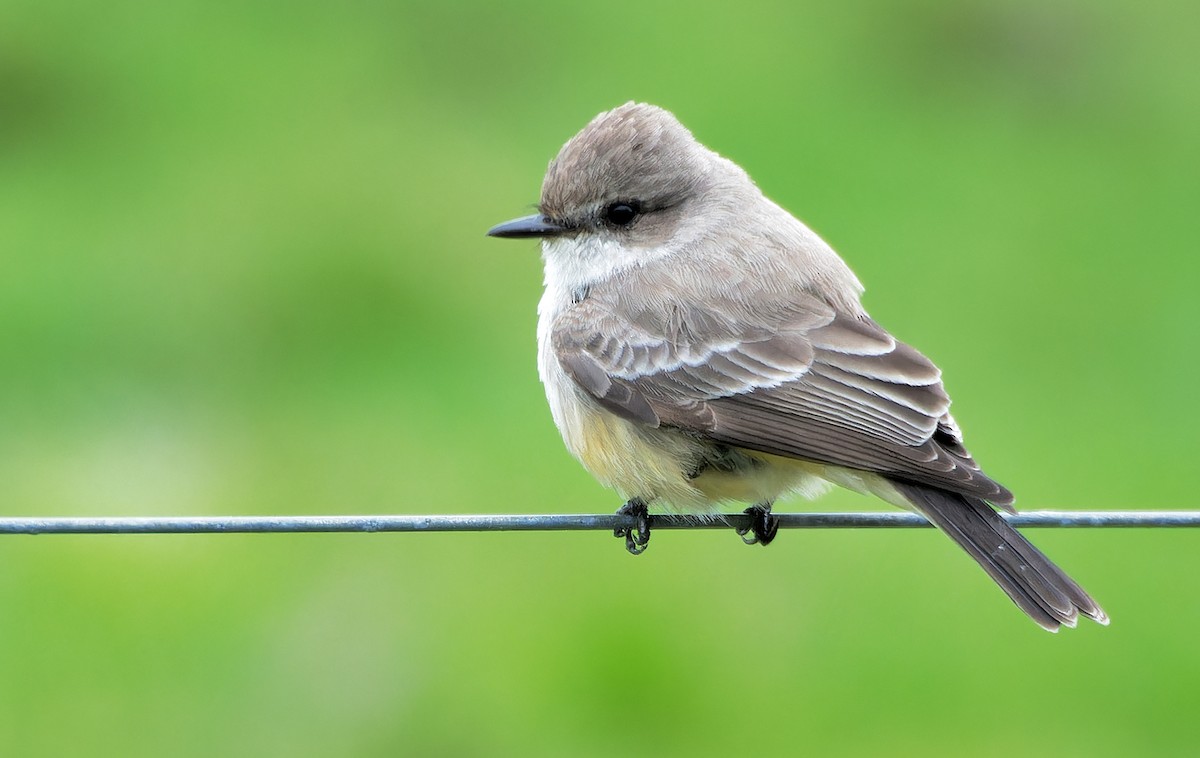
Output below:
[1,510,1197,535]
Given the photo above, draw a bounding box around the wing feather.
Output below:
[552,291,1012,505]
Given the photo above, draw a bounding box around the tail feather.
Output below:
[891,481,1108,631]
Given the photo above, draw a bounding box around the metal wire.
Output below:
[0,510,1197,535]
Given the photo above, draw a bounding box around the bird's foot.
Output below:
[614,498,651,555]
[736,502,779,546]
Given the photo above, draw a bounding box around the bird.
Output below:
[487,102,1107,631]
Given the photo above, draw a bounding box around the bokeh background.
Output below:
[2,1,1198,755]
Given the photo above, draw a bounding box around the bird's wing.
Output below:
[552,291,1013,506]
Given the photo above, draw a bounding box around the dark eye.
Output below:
[604,201,640,227]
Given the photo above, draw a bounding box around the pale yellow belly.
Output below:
[556,388,833,514]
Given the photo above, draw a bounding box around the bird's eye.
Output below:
[603,201,640,227]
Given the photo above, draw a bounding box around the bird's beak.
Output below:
[486,214,567,239]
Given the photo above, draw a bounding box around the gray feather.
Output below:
[892,482,1107,631]
[553,287,1013,505]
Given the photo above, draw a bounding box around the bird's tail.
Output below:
[890,481,1108,631]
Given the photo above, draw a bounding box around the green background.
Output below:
[2,1,1197,755]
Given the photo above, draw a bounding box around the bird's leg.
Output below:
[736,501,779,546]
[614,498,651,555]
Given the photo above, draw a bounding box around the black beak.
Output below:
[486,214,567,239]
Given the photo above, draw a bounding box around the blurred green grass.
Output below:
[1,1,1198,755]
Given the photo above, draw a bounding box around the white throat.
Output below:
[539,235,669,304]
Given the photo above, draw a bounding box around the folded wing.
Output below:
[553,291,1013,506]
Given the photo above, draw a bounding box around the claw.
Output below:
[736,502,779,547]
[614,498,651,555]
